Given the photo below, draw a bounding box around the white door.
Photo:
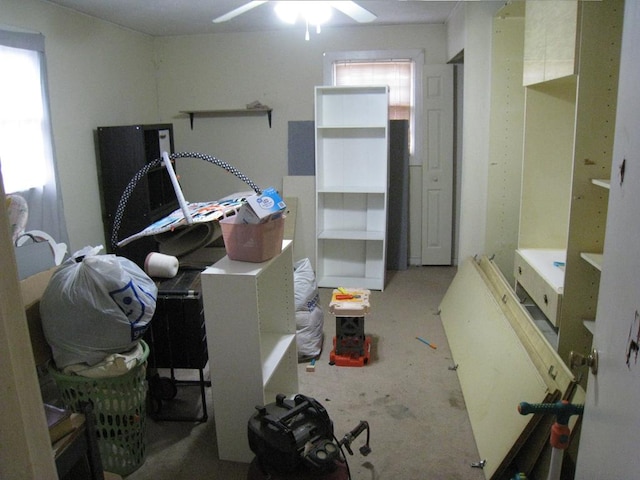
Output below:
[575,2,640,477]
[421,64,454,265]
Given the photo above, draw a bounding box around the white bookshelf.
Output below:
[314,86,389,291]
[201,240,298,463]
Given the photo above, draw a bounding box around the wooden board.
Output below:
[440,258,551,478]
[283,176,316,266]
[20,267,57,366]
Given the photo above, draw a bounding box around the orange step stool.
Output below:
[329,289,371,367]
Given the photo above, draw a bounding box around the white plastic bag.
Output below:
[40,246,157,368]
[296,307,324,360]
[294,258,319,312]
[293,258,323,359]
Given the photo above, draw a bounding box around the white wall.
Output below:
[1,0,158,253]
[447,1,503,263]
[154,24,449,256]
[447,2,466,61]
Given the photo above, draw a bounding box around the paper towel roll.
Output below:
[144,252,179,278]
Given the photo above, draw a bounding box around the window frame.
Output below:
[323,49,424,166]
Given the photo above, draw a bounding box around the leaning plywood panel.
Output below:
[477,256,573,395]
[283,176,315,267]
[440,257,550,478]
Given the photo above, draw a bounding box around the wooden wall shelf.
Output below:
[180,107,272,129]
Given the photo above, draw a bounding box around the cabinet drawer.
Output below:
[536,280,562,327]
[514,253,535,294]
[514,250,563,327]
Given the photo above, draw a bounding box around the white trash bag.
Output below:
[294,258,319,312]
[296,307,324,360]
[40,246,157,369]
[293,258,323,360]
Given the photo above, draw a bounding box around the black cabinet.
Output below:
[145,270,208,371]
[96,124,178,267]
[144,269,209,422]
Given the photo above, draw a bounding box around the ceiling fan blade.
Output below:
[213,1,267,23]
[329,1,377,23]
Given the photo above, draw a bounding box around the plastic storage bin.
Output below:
[49,340,150,476]
[220,216,285,262]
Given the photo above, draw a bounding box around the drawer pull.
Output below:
[543,294,548,305]
[518,266,522,275]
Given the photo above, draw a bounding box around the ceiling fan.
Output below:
[213,1,377,27]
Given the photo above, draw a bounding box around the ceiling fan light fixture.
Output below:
[300,2,333,27]
[275,1,332,27]
[274,2,298,24]
[213,1,376,28]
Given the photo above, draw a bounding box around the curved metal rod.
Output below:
[110,152,262,249]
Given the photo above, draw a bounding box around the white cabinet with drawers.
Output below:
[513,0,622,364]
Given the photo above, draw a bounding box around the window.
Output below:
[334,60,413,121]
[324,50,423,161]
[0,28,69,249]
[0,44,49,192]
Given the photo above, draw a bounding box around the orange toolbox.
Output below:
[329,288,371,367]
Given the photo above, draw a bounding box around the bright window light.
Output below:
[335,60,415,153]
[0,45,48,193]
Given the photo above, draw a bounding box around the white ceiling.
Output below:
[43,0,461,37]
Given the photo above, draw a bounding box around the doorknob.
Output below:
[569,349,599,375]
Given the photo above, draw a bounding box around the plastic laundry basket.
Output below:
[49,340,150,476]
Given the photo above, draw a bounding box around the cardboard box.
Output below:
[238,187,286,224]
[220,216,285,263]
[21,267,57,366]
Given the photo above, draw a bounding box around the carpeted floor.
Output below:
[125,266,484,480]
